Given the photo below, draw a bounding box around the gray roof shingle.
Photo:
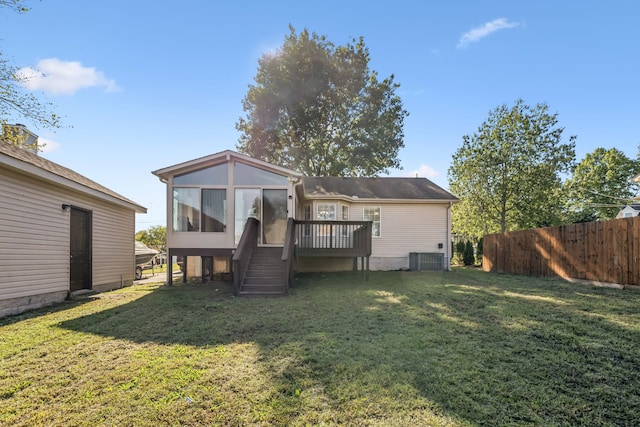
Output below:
[0,140,145,211]
[301,176,458,201]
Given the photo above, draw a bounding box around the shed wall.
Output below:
[0,167,136,316]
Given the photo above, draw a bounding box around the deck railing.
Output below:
[282,218,296,290]
[293,220,372,258]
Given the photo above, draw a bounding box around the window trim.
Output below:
[341,205,349,237]
[316,203,337,220]
[363,206,381,238]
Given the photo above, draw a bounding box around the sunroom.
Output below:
[152,150,303,284]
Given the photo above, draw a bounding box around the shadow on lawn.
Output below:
[0,297,94,327]
[59,270,640,425]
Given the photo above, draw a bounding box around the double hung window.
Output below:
[363,207,381,237]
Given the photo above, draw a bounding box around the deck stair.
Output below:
[239,247,287,296]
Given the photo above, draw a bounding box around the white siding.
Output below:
[0,167,136,312]
[302,200,452,271]
[616,206,640,219]
[354,202,451,270]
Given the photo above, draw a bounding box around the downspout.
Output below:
[447,202,452,271]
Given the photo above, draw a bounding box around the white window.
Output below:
[317,203,336,237]
[363,206,381,237]
[317,203,337,220]
[341,205,349,237]
[342,205,349,221]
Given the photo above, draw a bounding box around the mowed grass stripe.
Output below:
[1,268,639,426]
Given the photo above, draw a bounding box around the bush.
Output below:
[453,240,466,265]
[476,237,483,264]
[463,240,475,266]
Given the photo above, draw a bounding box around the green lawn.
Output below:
[1,269,639,426]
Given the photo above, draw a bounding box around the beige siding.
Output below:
[1,169,69,300]
[91,195,136,291]
[355,203,449,258]
[0,167,136,307]
[352,201,451,270]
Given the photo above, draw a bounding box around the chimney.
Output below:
[1,123,39,154]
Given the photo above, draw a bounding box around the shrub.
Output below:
[453,240,466,265]
[463,240,475,266]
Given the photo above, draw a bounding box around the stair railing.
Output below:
[232,217,259,296]
[282,218,296,292]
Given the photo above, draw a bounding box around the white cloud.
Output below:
[457,18,519,48]
[38,136,60,153]
[38,137,60,153]
[17,58,120,95]
[407,164,440,178]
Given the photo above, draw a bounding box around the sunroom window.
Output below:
[173,188,200,232]
[173,163,228,185]
[172,188,227,232]
[201,189,227,232]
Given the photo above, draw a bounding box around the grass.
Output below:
[1,268,639,426]
[139,263,180,275]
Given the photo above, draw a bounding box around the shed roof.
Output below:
[300,176,458,202]
[0,140,146,213]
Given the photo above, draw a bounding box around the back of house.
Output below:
[152,150,458,292]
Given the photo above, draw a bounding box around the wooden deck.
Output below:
[231,219,373,296]
[292,220,372,258]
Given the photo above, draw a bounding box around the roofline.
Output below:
[299,176,459,202]
[1,152,147,213]
[300,194,459,204]
[152,149,303,181]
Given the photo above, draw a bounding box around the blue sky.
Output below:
[2,1,639,231]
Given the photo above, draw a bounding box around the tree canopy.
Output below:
[135,226,166,252]
[236,26,408,177]
[1,0,61,147]
[1,0,29,13]
[563,147,640,221]
[448,99,576,238]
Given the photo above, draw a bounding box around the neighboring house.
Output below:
[0,139,146,318]
[152,150,458,295]
[616,204,640,219]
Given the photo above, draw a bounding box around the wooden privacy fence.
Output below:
[483,216,640,286]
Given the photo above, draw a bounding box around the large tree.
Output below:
[448,99,576,237]
[563,147,640,221]
[236,26,408,177]
[135,226,166,252]
[1,0,61,148]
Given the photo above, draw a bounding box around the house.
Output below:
[616,204,640,219]
[152,150,458,295]
[296,176,457,271]
[0,139,146,318]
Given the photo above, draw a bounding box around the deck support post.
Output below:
[167,249,173,286]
